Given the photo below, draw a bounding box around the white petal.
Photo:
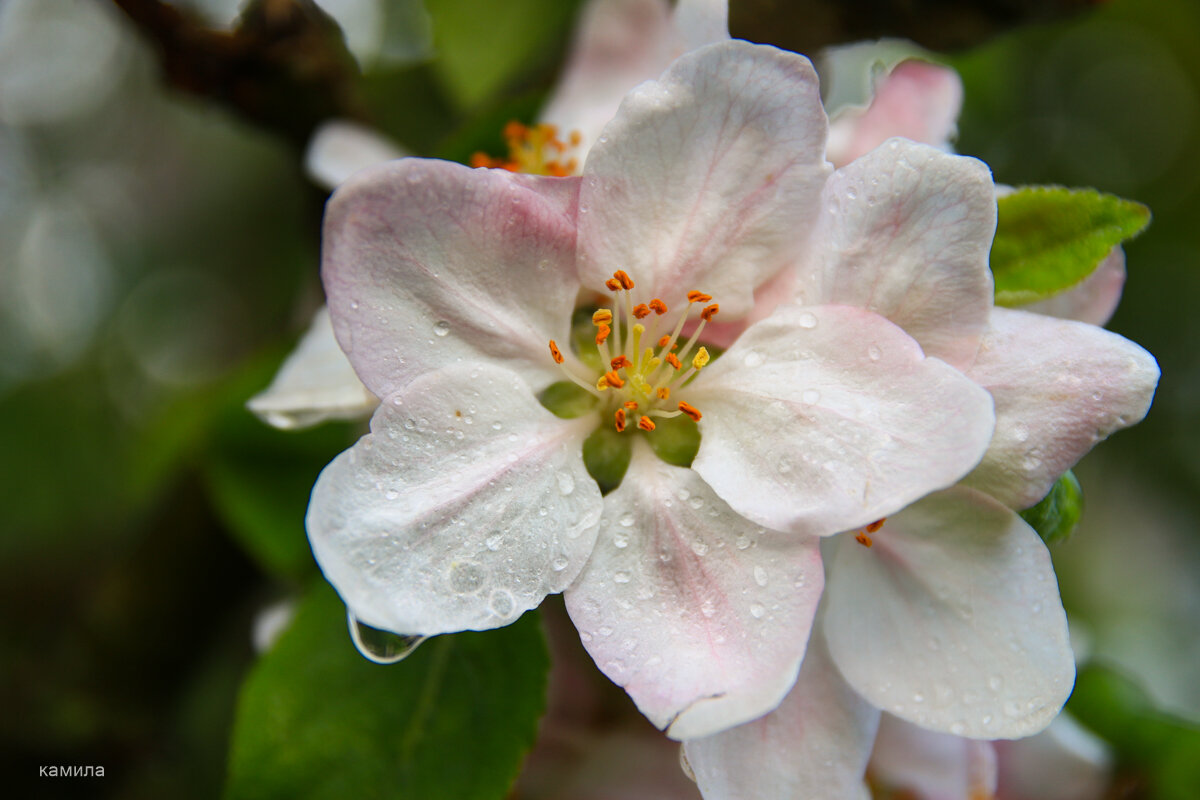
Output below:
[322,159,582,398]
[565,444,823,740]
[577,40,831,317]
[247,306,377,429]
[306,362,602,635]
[305,120,406,190]
[689,304,994,536]
[1022,245,1126,327]
[802,140,995,368]
[538,0,675,157]
[824,487,1076,739]
[995,713,1112,800]
[963,307,1159,508]
[670,0,728,52]
[684,627,880,800]
[869,714,998,800]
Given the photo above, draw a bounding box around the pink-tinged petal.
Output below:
[322,159,582,398]
[684,626,880,800]
[963,307,1159,509]
[802,140,995,369]
[995,713,1112,800]
[307,363,602,635]
[305,119,406,190]
[565,444,823,740]
[538,0,675,156]
[1022,246,1126,327]
[248,306,378,429]
[824,487,1075,739]
[689,304,994,537]
[671,0,729,52]
[869,714,998,800]
[577,41,831,317]
[827,59,963,168]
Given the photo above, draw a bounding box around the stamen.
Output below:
[700,304,720,322]
[665,352,682,370]
[632,303,651,319]
[855,531,874,548]
[657,335,672,349]
[687,290,712,303]
[624,400,638,410]
[592,309,613,325]
[613,270,635,290]
[649,299,668,315]
[615,408,626,432]
[691,347,711,370]
[596,376,610,391]
[678,401,702,421]
[865,519,886,533]
[610,355,631,371]
[595,324,612,345]
[638,416,656,432]
[605,278,621,292]
[603,370,625,389]
[657,387,671,400]
[548,340,563,364]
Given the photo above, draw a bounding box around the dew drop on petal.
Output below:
[449,561,486,593]
[614,571,631,584]
[433,320,451,337]
[867,345,881,361]
[488,589,516,617]
[556,472,575,496]
[743,350,764,367]
[347,611,425,664]
[384,489,399,500]
[750,603,766,619]
[797,312,818,329]
[485,532,504,551]
[551,554,570,571]
[754,566,769,586]
[619,513,635,527]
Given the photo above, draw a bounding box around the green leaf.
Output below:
[424,0,582,109]
[1068,665,1200,800]
[225,582,549,800]
[992,187,1150,306]
[1019,469,1083,545]
[646,414,701,468]
[582,424,632,495]
[538,380,598,419]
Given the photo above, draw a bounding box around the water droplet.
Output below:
[754,566,768,586]
[403,418,416,431]
[551,554,570,571]
[556,472,575,496]
[802,389,820,404]
[1013,424,1030,443]
[777,457,793,474]
[491,421,503,431]
[384,489,399,500]
[988,675,1004,692]
[350,300,360,310]
[614,571,631,584]
[485,532,504,551]
[867,345,881,361]
[691,540,710,556]
[687,496,704,510]
[619,513,636,527]
[735,534,751,550]
[613,531,629,549]
[845,187,858,200]
[488,589,515,617]
[449,561,486,593]
[1004,700,1021,718]
[348,611,425,664]
[700,600,716,618]
[433,320,450,337]
[750,603,766,618]
[950,721,966,736]
[913,693,926,703]
[797,312,818,329]
[743,350,764,367]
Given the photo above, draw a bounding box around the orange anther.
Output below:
[605,278,621,291]
[595,324,612,345]
[613,270,635,290]
[592,309,613,325]
[855,532,874,548]
[548,340,563,364]
[603,370,625,389]
[687,291,712,303]
[666,353,682,370]
[503,120,527,140]
[632,303,651,319]
[614,408,626,432]
[678,401,702,421]
[610,355,631,370]
[865,519,886,534]
[701,303,720,321]
[569,130,583,147]
[657,335,672,348]
[648,299,668,315]
[638,416,656,432]
[623,400,638,410]
[656,387,670,400]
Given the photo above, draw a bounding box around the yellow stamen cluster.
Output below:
[470,121,583,177]
[548,270,721,433]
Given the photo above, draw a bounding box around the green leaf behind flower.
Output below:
[992,187,1150,306]
[225,582,549,800]
[1020,469,1083,545]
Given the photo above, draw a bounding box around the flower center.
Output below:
[470,121,583,177]
[548,271,720,435]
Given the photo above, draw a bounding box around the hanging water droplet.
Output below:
[433,320,451,337]
[348,611,425,664]
[797,311,818,329]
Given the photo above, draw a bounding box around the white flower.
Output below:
[306,40,995,740]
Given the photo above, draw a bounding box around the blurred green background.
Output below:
[1,0,1197,797]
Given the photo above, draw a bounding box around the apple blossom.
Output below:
[306,40,996,740]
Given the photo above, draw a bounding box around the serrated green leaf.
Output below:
[1019,469,1083,545]
[992,186,1150,306]
[225,582,549,800]
[424,0,581,109]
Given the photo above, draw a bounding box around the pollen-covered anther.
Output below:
[700,303,720,322]
[649,299,668,315]
[632,303,651,319]
[592,309,613,325]
[613,270,635,290]
[610,355,631,370]
[605,278,621,292]
[638,416,656,432]
[865,518,886,533]
[687,290,712,303]
[657,387,671,400]
[665,352,682,370]
[678,401,702,421]
[603,370,625,389]
[657,335,672,349]
[596,324,612,345]
[692,347,711,370]
[548,340,564,364]
[615,408,627,432]
[855,531,874,548]
[624,400,638,410]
